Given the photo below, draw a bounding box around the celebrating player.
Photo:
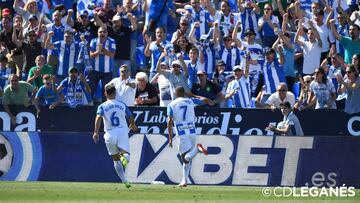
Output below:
[93,83,138,188]
[167,86,214,187]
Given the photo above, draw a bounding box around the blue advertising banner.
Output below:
[0,106,359,136]
[1,132,359,188]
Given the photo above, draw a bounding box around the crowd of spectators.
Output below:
[0,0,359,115]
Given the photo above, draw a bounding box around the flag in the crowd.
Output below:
[77,0,104,13]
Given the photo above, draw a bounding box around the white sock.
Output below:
[181,161,192,184]
[114,161,127,183]
[185,147,199,162]
[123,153,130,162]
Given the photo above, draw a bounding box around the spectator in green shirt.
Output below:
[2,74,35,125]
[329,20,360,64]
[27,55,53,89]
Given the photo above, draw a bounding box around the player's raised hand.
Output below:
[93,132,99,143]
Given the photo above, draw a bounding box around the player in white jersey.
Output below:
[167,86,214,187]
[93,83,137,188]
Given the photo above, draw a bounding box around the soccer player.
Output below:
[93,83,137,188]
[167,86,214,187]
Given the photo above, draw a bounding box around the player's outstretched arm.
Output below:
[128,116,138,132]
[167,117,174,148]
[93,115,102,143]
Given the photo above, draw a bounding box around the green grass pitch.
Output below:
[0,181,359,203]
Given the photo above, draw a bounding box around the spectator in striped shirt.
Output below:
[187,0,214,40]
[225,58,251,108]
[254,48,286,94]
[214,22,241,72]
[89,26,116,102]
[45,30,81,83]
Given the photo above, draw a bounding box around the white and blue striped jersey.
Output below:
[258,59,286,94]
[50,41,81,76]
[216,46,241,72]
[149,40,172,74]
[240,41,263,72]
[226,76,251,108]
[167,97,204,136]
[96,99,132,133]
[185,60,204,89]
[240,8,260,39]
[299,0,314,12]
[190,8,213,40]
[46,23,69,43]
[90,37,116,73]
[203,43,216,76]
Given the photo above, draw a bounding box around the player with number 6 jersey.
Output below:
[93,83,137,188]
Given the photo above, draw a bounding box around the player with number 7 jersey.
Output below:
[93,83,137,188]
[167,86,214,187]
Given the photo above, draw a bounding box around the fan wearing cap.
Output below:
[156,53,192,99]
[66,9,104,43]
[225,59,251,108]
[191,69,224,107]
[238,1,260,40]
[214,24,242,72]
[265,101,304,136]
[233,21,263,96]
[107,13,137,77]
[23,14,39,38]
[252,48,286,94]
[57,66,93,108]
[107,64,136,107]
[1,8,11,19]
[189,22,216,78]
